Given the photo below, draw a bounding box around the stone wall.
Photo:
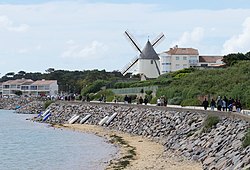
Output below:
[36,101,250,170]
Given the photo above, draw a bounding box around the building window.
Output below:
[183,56,187,60]
[3,85,10,89]
[30,86,38,90]
[162,63,171,65]
[183,64,188,68]
[45,86,50,90]
[201,64,208,67]
[151,60,154,64]
[21,86,29,90]
[176,56,180,60]
[10,85,16,89]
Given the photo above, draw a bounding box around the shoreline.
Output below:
[54,124,202,170]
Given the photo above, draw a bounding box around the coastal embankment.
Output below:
[34,101,249,170]
[0,97,44,114]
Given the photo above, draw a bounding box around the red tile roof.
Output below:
[199,56,223,63]
[2,79,33,85]
[167,47,199,55]
[31,80,57,85]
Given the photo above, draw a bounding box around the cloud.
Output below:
[170,27,205,47]
[0,15,30,32]
[222,17,250,54]
[62,40,108,59]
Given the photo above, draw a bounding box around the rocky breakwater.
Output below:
[15,100,45,114]
[0,97,45,114]
[38,102,250,170]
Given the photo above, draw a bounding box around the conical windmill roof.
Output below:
[139,40,159,60]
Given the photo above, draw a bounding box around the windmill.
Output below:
[121,30,165,79]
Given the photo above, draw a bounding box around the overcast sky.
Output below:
[0,0,250,75]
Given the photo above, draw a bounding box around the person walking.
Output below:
[216,96,223,111]
[202,98,209,110]
[210,99,216,111]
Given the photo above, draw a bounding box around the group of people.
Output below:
[123,95,149,105]
[202,96,242,112]
[157,96,167,106]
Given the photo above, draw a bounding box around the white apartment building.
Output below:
[159,46,223,73]
[1,79,58,97]
[160,46,199,73]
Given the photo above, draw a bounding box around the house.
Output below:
[159,45,224,73]
[198,56,224,68]
[29,79,58,96]
[1,78,58,97]
[2,79,34,96]
[159,45,199,73]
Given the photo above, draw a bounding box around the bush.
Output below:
[242,129,250,148]
[44,100,54,109]
[93,89,114,102]
[202,115,220,133]
[150,97,157,104]
[145,90,153,95]
[168,96,183,105]
[181,98,201,107]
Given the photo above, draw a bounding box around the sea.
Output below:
[0,110,118,170]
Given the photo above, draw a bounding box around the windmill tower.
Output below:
[121,30,165,79]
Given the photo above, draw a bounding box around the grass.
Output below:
[202,115,220,133]
[242,129,250,148]
[44,100,54,109]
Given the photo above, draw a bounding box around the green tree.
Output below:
[222,52,248,66]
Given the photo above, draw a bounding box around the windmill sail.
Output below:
[151,33,165,47]
[121,56,138,75]
[124,30,142,53]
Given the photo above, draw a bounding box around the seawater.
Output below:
[0,110,117,170]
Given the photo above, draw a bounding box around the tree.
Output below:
[222,53,248,66]
[18,71,26,75]
[5,72,15,77]
[45,68,55,73]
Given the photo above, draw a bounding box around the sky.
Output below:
[0,0,250,75]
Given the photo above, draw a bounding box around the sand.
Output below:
[55,124,202,170]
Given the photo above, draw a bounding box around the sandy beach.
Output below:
[55,124,202,170]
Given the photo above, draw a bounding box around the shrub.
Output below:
[145,90,153,95]
[242,129,250,148]
[150,97,157,104]
[202,115,220,133]
[168,96,183,105]
[93,89,114,102]
[44,100,54,109]
[181,98,201,107]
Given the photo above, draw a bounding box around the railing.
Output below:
[111,86,158,95]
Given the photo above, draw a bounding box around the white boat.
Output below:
[68,114,77,123]
[80,114,91,124]
[106,112,118,125]
[42,113,51,121]
[69,115,80,124]
[41,109,50,117]
[98,116,109,126]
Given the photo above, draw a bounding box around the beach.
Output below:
[57,124,202,170]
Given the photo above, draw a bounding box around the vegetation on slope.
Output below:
[157,61,250,108]
[242,129,250,148]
